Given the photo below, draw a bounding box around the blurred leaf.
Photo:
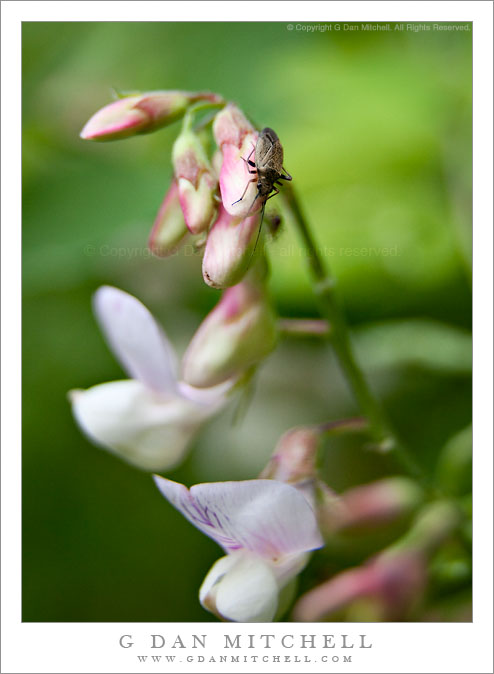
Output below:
[354,319,471,375]
[435,425,472,496]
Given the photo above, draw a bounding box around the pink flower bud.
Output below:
[321,477,423,534]
[213,104,260,219]
[202,205,262,289]
[148,180,189,257]
[181,277,278,388]
[260,427,320,484]
[293,500,459,622]
[81,90,222,142]
[213,104,254,147]
[293,549,427,622]
[172,124,217,234]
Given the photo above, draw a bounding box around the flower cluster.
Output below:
[73,89,313,621]
[73,89,464,623]
[82,92,268,290]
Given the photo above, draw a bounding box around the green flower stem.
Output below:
[282,184,422,480]
[186,100,226,121]
[279,318,330,337]
[318,417,369,436]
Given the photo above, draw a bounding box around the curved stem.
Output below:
[282,184,423,480]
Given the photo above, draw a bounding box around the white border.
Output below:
[2,2,492,673]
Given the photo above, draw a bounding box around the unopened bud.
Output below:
[293,546,426,622]
[172,122,217,234]
[81,90,222,141]
[322,477,424,534]
[148,180,189,257]
[182,277,278,388]
[260,427,320,484]
[213,104,260,218]
[202,205,262,289]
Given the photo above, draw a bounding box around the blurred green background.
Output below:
[22,22,471,622]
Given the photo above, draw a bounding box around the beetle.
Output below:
[233,127,292,210]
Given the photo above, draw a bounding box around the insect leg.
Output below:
[241,157,257,174]
[232,178,257,205]
[265,186,280,201]
[280,168,292,181]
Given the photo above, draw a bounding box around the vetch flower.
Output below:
[80,90,223,141]
[182,273,278,388]
[172,116,217,235]
[148,179,190,257]
[153,477,324,622]
[70,286,231,472]
[213,104,260,219]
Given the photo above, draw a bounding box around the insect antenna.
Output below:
[245,198,266,270]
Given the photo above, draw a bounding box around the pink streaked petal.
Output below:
[153,477,324,559]
[93,286,178,394]
[219,136,261,218]
[80,97,148,140]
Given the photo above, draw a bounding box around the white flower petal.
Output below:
[200,552,278,623]
[71,380,206,471]
[177,379,234,407]
[93,286,178,393]
[198,554,238,609]
[153,477,324,558]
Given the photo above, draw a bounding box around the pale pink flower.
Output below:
[154,477,324,622]
[70,286,231,472]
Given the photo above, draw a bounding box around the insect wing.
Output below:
[255,128,284,173]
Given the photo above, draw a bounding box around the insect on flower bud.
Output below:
[181,276,278,388]
[148,180,189,257]
[213,104,260,219]
[80,90,224,141]
[202,205,262,289]
[172,122,217,235]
